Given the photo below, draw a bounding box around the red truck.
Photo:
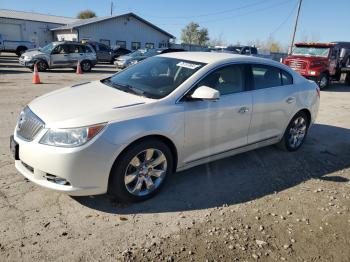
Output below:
[283,42,350,88]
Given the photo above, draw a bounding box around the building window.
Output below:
[159,41,168,48]
[131,42,141,50]
[116,41,126,49]
[145,43,155,49]
[100,39,110,46]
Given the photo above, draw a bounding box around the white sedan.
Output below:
[11,52,320,202]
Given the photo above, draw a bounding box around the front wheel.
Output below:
[277,112,309,152]
[36,60,48,72]
[318,73,329,89]
[108,139,173,202]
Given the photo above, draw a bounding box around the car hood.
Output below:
[28,81,153,128]
[23,50,46,58]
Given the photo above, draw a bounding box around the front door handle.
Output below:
[238,107,249,114]
[286,97,296,104]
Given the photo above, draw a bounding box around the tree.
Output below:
[181,22,209,46]
[77,10,96,19]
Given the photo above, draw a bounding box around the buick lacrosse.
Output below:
[11,52,320,202]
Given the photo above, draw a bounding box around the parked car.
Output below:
[111,46,132,58]
[283,42,350,89]
[84,41,130,64]
[11,52,320,202]
[211,45,258,56]
[19,41,97,72]
[0,33,36,57]
[115,48,185,69]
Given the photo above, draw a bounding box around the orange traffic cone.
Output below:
[76,60,83,74]
[32,62,41,84]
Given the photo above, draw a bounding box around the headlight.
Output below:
[130,60,138,65]
[40,123,106,148]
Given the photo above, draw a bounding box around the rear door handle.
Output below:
[286,97,296,104]
[238,107,249,114]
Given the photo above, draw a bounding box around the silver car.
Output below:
[19,41,97,72]
[11,52,320,202]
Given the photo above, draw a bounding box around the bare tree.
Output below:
[77,10,97,19]
[181,22,209,46]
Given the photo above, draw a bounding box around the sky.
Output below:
[1,0,349,47]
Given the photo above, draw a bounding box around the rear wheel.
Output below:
[81,60,92,72]
[108,139,173,202]
[16,47,27,57]
[318,73,329,89]
[277,112,309,152]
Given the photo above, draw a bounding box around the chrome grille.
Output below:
[16,107,45,141]
[288,60,307,70]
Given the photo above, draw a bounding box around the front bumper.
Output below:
[19,58,35,67]
[12,127,121,196]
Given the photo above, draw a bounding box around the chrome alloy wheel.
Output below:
[288,116,307,149]
[124,149,167,196]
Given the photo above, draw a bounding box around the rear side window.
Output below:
[281,70,293,85]
[252,65,281,89]
[197,64,246,95]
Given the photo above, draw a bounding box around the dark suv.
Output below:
[85,41,131,64]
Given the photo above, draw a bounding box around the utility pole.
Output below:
[289,0,303,54]
[110,1,114,16]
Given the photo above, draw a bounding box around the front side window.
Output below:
[99,44,110,52]
[132,42,141,50]
[41,42,57,53]
[101,56,205,99]
[52,44,69,54]
[197,65,245,95]
[251,65,282,89]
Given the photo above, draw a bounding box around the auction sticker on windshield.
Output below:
[176,61,201,70]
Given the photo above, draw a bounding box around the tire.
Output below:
[318,73,329,89]
[16,47,27,57]
[108,139,173,202]
[36,60,48,72]
[277,111,310,152]
[80,60,92,72]
[110,56,116,64]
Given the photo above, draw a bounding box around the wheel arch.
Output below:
[295,108,312,127]
[16,45,27,52]
[110,134,179,176]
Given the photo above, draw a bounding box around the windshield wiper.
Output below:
[102,79,149,98]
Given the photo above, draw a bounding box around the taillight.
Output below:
[316,87,320,98]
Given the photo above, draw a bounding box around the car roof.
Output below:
[159,51,272,64]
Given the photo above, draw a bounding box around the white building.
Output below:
[51,13,174,50]
[0,9,77,47]
[0,10,174,50]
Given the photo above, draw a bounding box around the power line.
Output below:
[136,0,281,20]
[269,1,298,36]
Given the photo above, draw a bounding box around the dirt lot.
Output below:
[0,54,349,262]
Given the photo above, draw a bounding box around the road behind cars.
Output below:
[0,54,349,261]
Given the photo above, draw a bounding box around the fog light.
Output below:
[44,174,70,186]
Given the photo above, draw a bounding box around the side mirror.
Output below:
[340,48,347,59]
[191,85,220,101]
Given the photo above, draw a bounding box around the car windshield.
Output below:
[292,46,330,57]
[102,56,206,99]
[40,42,57,53]
[143,49,161,57]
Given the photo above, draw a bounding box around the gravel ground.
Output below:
[0,54,349,262]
